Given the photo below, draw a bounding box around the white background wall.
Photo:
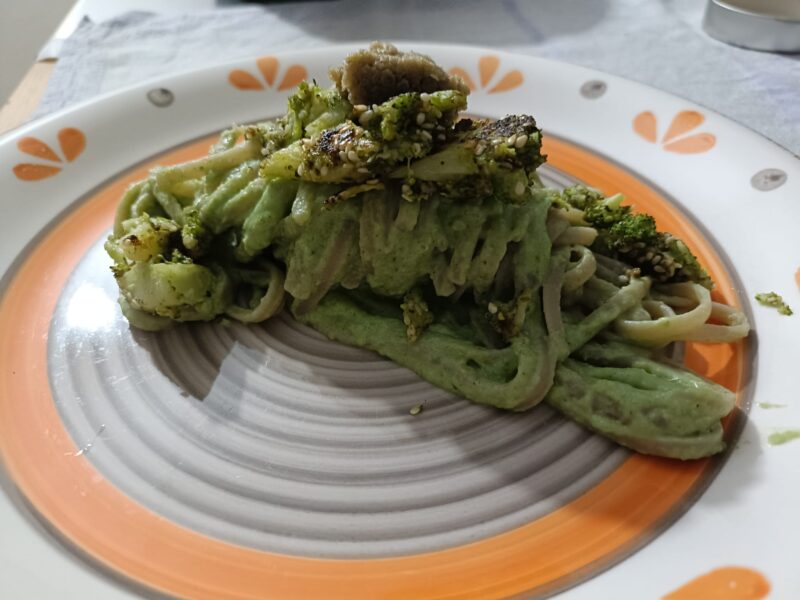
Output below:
[0,0,75,103]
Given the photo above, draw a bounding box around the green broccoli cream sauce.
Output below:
[768,430,800,446]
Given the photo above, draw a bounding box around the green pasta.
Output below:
[105,43,750,459]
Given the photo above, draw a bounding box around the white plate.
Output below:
[0,44,798,599]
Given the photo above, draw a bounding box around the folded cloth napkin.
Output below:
[35,0,800,155]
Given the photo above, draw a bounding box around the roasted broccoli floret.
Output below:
[393,115,544,202]
[105,214,179,269]
[116,262,231,323]
[260,89,467,183]
[242,82,353,157]
[286,81,353,139]
[558,185,713,288]
[400,288,433,342]
[755,291,793,315]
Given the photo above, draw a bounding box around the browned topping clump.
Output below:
[329,42,470,106]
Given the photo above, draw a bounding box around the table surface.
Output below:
[0,62,55,136]
[0,0,226,136]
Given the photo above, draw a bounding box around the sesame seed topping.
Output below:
[357,167,369,174]
[354,104,368,113]
[507,135,517,146]
[420,130,433,142]
[416,112,426,125]
[651,255,662,265]
[487,302,498,314]
[358,110,373,126]
[347,150,358,163]
[515,134,528,148]
[514,182,525,196]
[654,265,666,273]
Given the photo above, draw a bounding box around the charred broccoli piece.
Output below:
[559,186,713,288]
[242,82,353,157]
[105,214,233,329]
[393,115,544,203]
[105,214,179,269]
[755,291,793,315]
[260,89,467,183]
[286,81,353,139]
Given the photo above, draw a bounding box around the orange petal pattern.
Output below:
[663,133,716,154]
[12,164,62,181]
[17,138,61,163]
[449,56,522,94]
[489,70,523,94]
[256,56,279,87]
[449,67,476,92]
[228,70,263,91]
[478,55,500,88]
[58,128,86,162]
[633,111,658,143]
[663,567,770,600]
[278,65,307,91]
[663,110,704,144]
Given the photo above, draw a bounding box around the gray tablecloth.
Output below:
[35,0,800,155]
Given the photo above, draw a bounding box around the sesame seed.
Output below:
[654,265,665,273]
[651,255,662,265]
[514,182,525,196]
[645,251,654,260]
[474,143,486,156]
[420,92,430,101]
[347,150,358,162]
[358,167,369,174]
[488,302,498,314]
[320,166,329,176]
[416,112,426,125]
[409,404,424,416]
[297,164,305,176]
[354,104,368,113]
[412,143,422,154]
[420,130,433,142]
[359,110,373,126]
[507,135,517,146]
[338,150,347,162]
[437,134,446,141]
[617,275,629,284]
[421,122,435,130]
[402,184,412,194]
[515,134,528,148]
